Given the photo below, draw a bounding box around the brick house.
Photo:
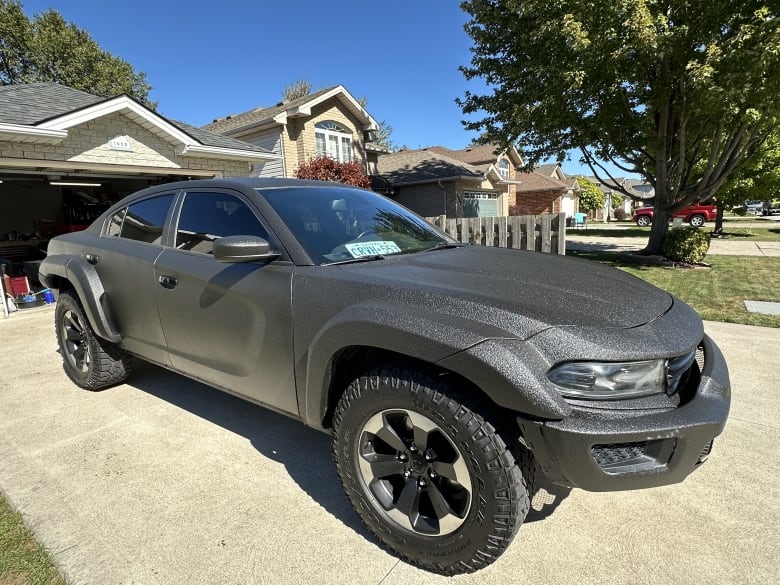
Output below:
[372,145,525,218]
[0,83,276,249]
[513,163,580,217]
[203,85,383,178]
[372,144,580,219]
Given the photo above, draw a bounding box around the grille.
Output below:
[697,439,714,464]
[592,442,649,467]
[695,344,705,372]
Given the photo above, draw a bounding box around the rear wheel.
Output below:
[636,215,651,227]
[332,366,530,575]
[55,291,133,390]
[688,214,705,227]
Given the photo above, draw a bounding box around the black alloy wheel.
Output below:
[333,366,531,575]
[356,408,472,536]
[54,291,133,390]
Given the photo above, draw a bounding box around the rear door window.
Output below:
[109,194,175,244]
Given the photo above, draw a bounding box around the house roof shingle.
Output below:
[0,82,271,154]
[203,86,340,134]
[515,171,571,193]
[374,149,484,184]
[0,82,102,125]
[426,144,502,165]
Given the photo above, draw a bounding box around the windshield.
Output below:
[257,186,451,264]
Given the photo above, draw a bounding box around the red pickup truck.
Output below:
[632,203,718,227]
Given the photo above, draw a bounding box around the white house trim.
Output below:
[0,123,67,143]
[0,156,222,177]
[178,144,279,161]
[37,95,197,145]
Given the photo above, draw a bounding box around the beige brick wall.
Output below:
[0,112,252,177]
[282,101,369,176]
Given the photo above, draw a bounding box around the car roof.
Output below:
[148,176,365,193]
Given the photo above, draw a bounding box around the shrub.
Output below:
[662,226,711,264]
[614,207,627,221]
[295,157,371,188]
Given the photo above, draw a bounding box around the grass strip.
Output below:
[0,495,66,585]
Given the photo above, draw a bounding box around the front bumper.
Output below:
[518,334,730,491]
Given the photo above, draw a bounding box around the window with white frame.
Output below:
[498,159,510,178]
[315,121,353,163]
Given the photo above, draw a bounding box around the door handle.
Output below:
[85,253,100,265]
[158,275,178,289]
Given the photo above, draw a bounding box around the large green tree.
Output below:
[459,0,780,253]
[0,0,153,106]
[717,131,780,222]
[576,177,605,213]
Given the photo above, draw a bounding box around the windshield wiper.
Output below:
[422,242,467,252]
[323,254,386,266]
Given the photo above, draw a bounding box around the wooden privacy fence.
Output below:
[425,213,567,255]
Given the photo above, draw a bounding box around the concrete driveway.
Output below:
[0,306,777,585]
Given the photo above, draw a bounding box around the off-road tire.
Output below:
[55,291,133,390]
[332,365,531,575]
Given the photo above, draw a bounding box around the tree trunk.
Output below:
[644,208,670,255]
[714,206,725,235]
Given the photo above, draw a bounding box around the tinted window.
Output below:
[258,187,448,264]
[176,192,269,255]
[118,194,175,244]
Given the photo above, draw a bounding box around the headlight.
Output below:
[547,360,666,399]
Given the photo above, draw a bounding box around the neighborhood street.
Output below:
[0,306,777,585]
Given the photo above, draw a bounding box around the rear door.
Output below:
[153,189,297,415]
[94,192,177,365]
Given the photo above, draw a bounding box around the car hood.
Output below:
[332,246,674,340]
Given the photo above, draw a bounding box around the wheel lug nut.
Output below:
[429,470,437,478]
[418,478,426,487]
[409,443,418,453]
[403,469,411,478]
[398,453,408,461]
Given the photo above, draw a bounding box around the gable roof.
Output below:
[427,144,524,170]
[535,163,561,177]
[0,82,277,161]
[203,85,379,137]
[515,171,572,193]
[374,148,484,185]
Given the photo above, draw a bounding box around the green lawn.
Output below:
[0,496,66,585]
[569,251,780,327]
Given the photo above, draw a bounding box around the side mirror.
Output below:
[213,235,280,263]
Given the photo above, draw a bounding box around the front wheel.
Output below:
[55,291,133,390]
[688,214,706,227]
[636,215,651,227]
[332,366,530,575]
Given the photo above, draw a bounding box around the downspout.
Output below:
[438,180,447,216]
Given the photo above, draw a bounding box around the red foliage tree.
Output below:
[295,156,371,188]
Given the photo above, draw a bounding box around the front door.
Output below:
[153,190,297,415]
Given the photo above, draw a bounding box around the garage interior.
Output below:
[0,169,205,309]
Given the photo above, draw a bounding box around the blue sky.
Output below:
[19,0,622,177]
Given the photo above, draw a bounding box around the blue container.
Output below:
[43,290,55,304]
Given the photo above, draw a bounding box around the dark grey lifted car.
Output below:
[40,177,730,575]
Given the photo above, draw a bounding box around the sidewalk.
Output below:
[0,309,777,584]
[567,234,780,256]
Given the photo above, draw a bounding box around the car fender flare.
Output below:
[39,255,121,343]
[301,303,570,428]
